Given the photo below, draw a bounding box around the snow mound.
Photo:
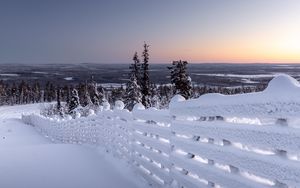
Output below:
[133,103,145,111]
[114,100,125,110]
[265,74,300,93]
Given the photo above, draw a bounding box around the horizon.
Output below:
[1,62,300,65]
[0,59,300,67]
[0,0,299,64]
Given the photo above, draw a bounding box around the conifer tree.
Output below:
[168,60,192,99]
[68,88,80,114]
[124,52,142,110]
[89,76,103,106]
[81,81,92,107]
[150,83,159,108]
[33,82,41,103]
[111,85,125,104]
[56,87,63,116]
[141,42,151,107]
[62,85,70,104]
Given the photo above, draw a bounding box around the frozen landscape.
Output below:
[0,74,298,188]
[1,1,300,187]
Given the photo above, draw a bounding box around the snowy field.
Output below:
[0,105,147,188]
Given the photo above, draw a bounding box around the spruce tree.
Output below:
[169,60,192,99]
[124,52,142,110]
[150,83,159,108]
[81,81,92,107]
[68,88,80,114]
[89,76,103,106]
[141,42,151,108]
[62,85,70,104]
[33,82,41,103]
[10,83,17,105]
[111,85,125,104]
[56,87,63,116]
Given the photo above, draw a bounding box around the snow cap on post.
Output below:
[169,94,186,111]
[170,94,186,104]
[114,100,125,110]
[103,101,110,111]
[132,102,145,111]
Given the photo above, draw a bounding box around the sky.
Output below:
[0,0,299,64]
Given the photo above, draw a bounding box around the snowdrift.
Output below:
[23,74,300,188]
[170,74,300,118]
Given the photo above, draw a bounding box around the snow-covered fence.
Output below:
[22,106,173,187]
[22,75,300,188]
[170,101,300,188]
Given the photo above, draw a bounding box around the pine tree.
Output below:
[124,52,142,110]
[81,81,92,107]
[141,42,151,108]
[56,87,63,116]
[150,83,159,108]
[49,83,56,102]
[168,60,192,99]
[32,82,41,103]
[18,81,27,104]
[10,83,17,105]
[62,85,70,104]
[111,85,125,104]
[89,76,103,106]
[68,88,80,114]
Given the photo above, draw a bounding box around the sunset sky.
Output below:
[0,0,299,64]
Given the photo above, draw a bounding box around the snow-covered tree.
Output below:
[124,52,142,110]
[168,60,192,99]
[81,82,92,107]
[89,77,104,107]
[150,83,159,108]
[68,88,80,114]
[141,42,151,108]
[56,87,63,117]
[110,85,125,104]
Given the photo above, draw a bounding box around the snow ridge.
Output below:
[170,74,300,118]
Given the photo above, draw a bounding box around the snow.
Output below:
[33,71,48,74]
[192,73,278,78]
[101,83,125,88]
[115,100,125,110]
[64,77,73,81]
[0,104,147,188]
[0,73,19,77]
[170,74,300,118]
[133,103,146,111]
[241,78,259,84]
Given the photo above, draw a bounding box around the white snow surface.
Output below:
[0,73,19,77]
[64,77,73,81]
[192,73,278,78]
[170,74,300,118]
[0,104,146,188]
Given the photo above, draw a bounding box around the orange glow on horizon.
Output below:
[151,16,300,64]
[157,32,300,64]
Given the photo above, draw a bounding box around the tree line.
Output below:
[0,43,267,117]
